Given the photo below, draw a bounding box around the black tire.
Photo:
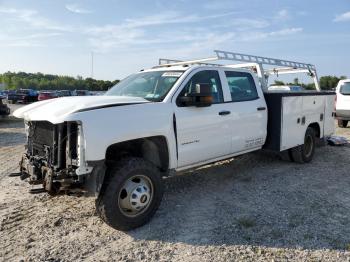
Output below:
[279,150,294,162]
[290,127,316,163]
[338,120,348,128]
[96,157,163,231]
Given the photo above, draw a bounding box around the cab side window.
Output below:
[177,70,223,106]
[225,71,259,102]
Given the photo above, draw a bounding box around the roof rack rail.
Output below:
[214,50,316,70]
[157,50,315,70]
[156,50,320,91]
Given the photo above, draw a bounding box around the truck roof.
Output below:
[143,64,252,74]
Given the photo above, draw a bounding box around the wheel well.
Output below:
[105,136,169,172]
[308,122,320,138]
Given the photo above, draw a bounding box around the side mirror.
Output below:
[178,83,213,107]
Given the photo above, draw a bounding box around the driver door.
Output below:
[173,69,232,168]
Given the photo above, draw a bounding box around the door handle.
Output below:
[257,107,266,111]
[219,110,231,116]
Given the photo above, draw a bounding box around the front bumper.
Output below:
[19,154,105,196]
[20,153,81,193]
[336,110,350,120]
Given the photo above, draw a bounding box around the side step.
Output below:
[29,188,46,194]
[8,172,21,177]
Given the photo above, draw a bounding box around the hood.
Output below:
[13,96,149,123]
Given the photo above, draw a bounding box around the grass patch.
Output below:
[270,229,283,239]
[239,176,253,183]
[237,217,256,228]
[346,244,350,251]
[288,214,305,228]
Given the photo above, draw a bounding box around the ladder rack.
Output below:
[157,50,320,91]
[214,50,316,71]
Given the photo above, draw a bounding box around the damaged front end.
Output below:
[19,121,94,195]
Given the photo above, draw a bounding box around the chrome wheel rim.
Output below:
[118,175,153,217]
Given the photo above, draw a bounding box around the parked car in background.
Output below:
[0,91,6,99]
[268,85,305,92]
[6,90,16,102]
[0,97,10,117]
[95,91,106,96]
[57,90,73,97]
[74,90,90,96]
[38,91,58,101]
[335,79,350,128]
[7,89,38,104]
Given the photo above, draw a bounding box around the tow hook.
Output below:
[43,168,59,195]
[20,173,30,180]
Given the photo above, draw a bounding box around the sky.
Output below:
[0,0,349,81]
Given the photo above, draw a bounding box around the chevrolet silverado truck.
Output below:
[13,51,335,230]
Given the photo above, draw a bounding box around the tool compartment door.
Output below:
[280,96,305,151]
[324,94,336,136]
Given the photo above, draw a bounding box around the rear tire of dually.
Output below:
[290,127,316,164]
[338,120,348,128]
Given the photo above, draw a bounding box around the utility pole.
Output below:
[91,51,94,79]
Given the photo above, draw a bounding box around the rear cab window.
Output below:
[224,71,259,102]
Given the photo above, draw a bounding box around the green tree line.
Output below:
[0,71,347,91]
[0,72,120,91]
[274,75,347,90]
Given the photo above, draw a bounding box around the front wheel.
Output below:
[96,157,164,231]
[338,120,348,128]
[290,127,316,163]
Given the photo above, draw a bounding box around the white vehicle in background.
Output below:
[268,85,305,92]
[13,50,335,231]
[335,79,350,128]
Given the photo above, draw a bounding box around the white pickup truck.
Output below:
[13,51,335,230]
[335,79,350,128]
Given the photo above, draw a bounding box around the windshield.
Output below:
[105,71,183,101]
[340,82,350,95]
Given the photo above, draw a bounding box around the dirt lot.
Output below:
[1,116,350,261]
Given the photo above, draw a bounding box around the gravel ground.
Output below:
[1,116,350,261]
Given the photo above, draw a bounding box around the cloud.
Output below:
[268,27,303,36]
[334,11,350,22]
[0,32,62,47]
[122,11,237,28]
[65,4,92,14]
[297,11,308,16]
[241,27,303,41]
[203,1,234,10]
[0,6,72,31]
[275,9,290,20]
[85,11,238,52]
[215,18,269,30]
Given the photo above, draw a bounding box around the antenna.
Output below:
[91,51,94,78]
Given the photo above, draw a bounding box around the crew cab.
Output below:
[335,79,350,128]
[13,51,335,230]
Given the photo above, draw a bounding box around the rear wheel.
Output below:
[338,120,348,128]
[290,127,316,163]
[96,157,163,231]
[279,150,293,162]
